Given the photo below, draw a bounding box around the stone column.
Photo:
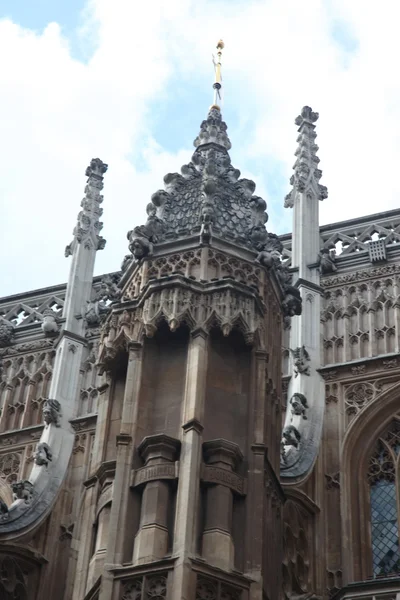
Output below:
[171,328,208,600]
[99,341,143,600]
[133,434,180,564]
[72,476,98,600]
[201,439,243,571]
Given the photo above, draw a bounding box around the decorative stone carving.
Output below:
[195,575,242,600]
[344,381,381,416]
[127,202,167,260]
[290,346,311,377]
[289,393,308,419]
[0,452,21,484]
[284,106,328,207]
[317,248,337,274]
[0,557,29,598]
[59,523,74,541]
[34,442,52,466]
[325,472,340,490]
[122,578,143,600]
[85,273,121,326]
[65,158,108,256]
[43,398,62,427]
[282,286,302,317]
[12,480,33,503]
[254,232,283,269]
[282,425,301,448]
[100,284,266,352]
[0,321,14,348]
[283,500,316,600]
[41,308,59,336]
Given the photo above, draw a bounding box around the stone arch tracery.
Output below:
[367,418,400,577]
[341,381,400,582]
[282,492,318,600]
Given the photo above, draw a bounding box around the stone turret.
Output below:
[86,93,292,597]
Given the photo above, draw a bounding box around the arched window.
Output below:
[367,420,400,577]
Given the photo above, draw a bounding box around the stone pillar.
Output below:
[98,341,143,600]
[171,328,208,600]
[133,434,180,564]
[72,476,98,600]
[201,439,243,571]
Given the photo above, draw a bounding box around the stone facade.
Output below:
[0,104,399,600]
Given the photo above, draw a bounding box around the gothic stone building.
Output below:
[0,103,400,600]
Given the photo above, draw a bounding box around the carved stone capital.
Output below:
[202,438,243,471]
[137,434,181,465]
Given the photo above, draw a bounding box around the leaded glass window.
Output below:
[368,421,400,577]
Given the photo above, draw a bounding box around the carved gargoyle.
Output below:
[282,424,301,448]
[127,201,167,260]
[43,399,62,428]
[290,346,311,377]
[0,322,15,348]
[318,247,337,274]
[41,309,59,336]
[85,274,121,326]
[12,480,33,504]
[282,286,302,317]
[34,442,52,466]
[255,233,283,270]
[289,393,309,420]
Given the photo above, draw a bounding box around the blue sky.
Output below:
[1,0,400,296]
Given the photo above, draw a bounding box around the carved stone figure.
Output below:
[127,230,154,259]
[290,346,311,377]
[282,425,301,448]
[34,442,53,466]
[12,480,33,504]
[318,248,337,274]
[0,322,15,348]
[282,286,302,317]
[86,273,122,326]
[289,393,309,419]
[41,308,59,336]
[43,399,62,427]
[200,199,215,241]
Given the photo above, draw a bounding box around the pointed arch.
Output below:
[341,380,400,582]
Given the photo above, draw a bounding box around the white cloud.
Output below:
[2,0,400,296]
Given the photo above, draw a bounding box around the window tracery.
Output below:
[367,420,400,577]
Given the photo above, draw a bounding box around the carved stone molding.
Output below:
[325,472,340,490]
[344,380,382,417]
[133,463,177,488]
[201,465,246,496]
[201,439,246,496]
[195,575,243,600]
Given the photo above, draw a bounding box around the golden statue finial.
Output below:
[210,39,224,111]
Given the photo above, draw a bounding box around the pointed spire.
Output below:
[211,39,224,111]
[284,106,328,208]
[65,158,108,257]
